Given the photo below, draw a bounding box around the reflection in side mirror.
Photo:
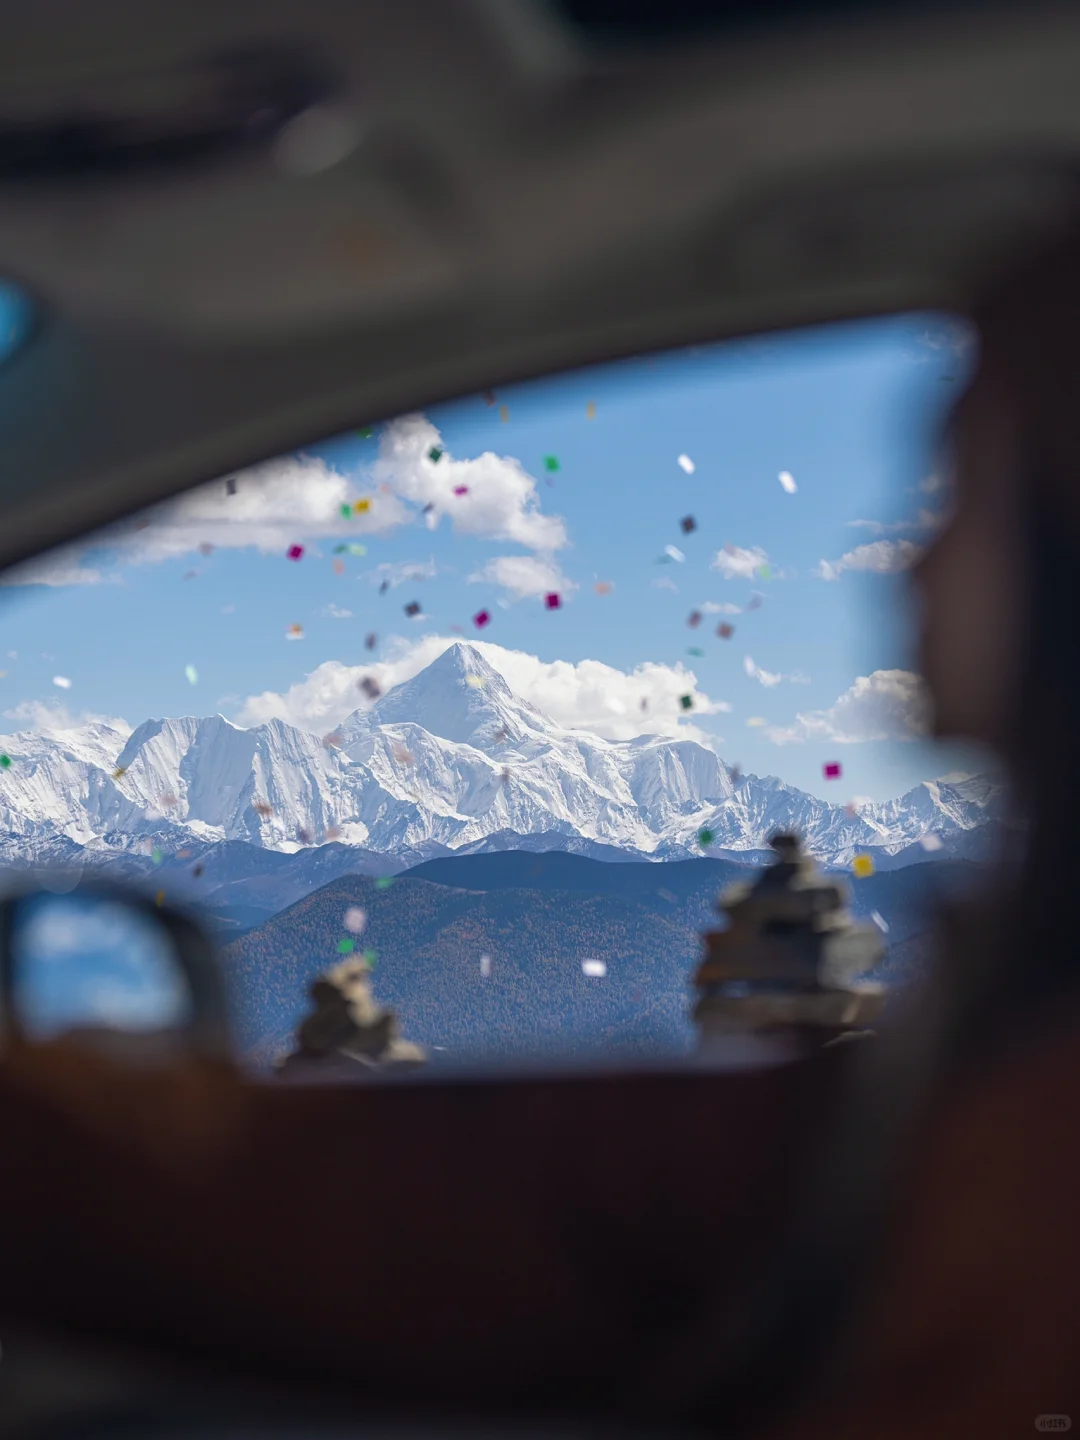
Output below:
[0,883,233,1063]
[13,892,192,1040]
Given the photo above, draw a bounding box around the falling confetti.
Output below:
[594,581,613,595]
[473,609,491,628]
[687,610,702,628]
[452,484,469,496]
[483,390,496,407]
[480,954,492,977]
[198,542,214,556]
[698,828,714,848]
[364,632,378,651]
[339,502,352,518]
[322,730,344,749]
[193,864,204,879]
[52,676,72,689]
[664,545,686,563]
[337,938,355,955]
[362,948,378,967]
[778,471,797,494]
[586,401,596,419]
[112,765,127,779]
[717,623,734,639]
[159,792,178,809]
[375,876,394,891]
[824,762,841,780]
[286,623,304,639]
[253,800,274,817]
[465,674,484,689]
[325,826,342,841]
[344,906,367,935]
[852,853,875,879]
[677,454,695,474]
[354,498,371,514]
[687,646,704,656]
[545,592,561,610]
[499,404,509,423]
[404,601,422,618]
[182,569,200,582]
[640,698,648,711]
[287,545,304,561]
[582,958,607,978]
[544,455,560,473]
[919,833,943,852]
[747,592,764,611]
[871,910,889,933]
[155,890,165,908]
[758,564,773,581]
[379,579,389,594]
[428,445,443,463]
[356,425,374,438]
[679,694,693,711]
[185,664,198,685]
[297,825,314,845]
[226,477,237,496]
[392,741,415,765]
[0,754,10,769]
[333,559,345,575]
[152,847,164,866]
[359,676,382,700]
[680,515,697,534]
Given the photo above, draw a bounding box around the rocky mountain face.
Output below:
[0,643,1003,875]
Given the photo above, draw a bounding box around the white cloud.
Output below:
[4,414,567,585]
[711,544,770,581]
[0,559,120,588]
[743,655,810,688]
[127,454,402,562]
[846,509,940,536]
[468,554,574,601]
[651,577,678,592]
[744,655,782,687]
[373,414,567,553]
[2,700,132,736]
[365,557,438,589]
[817,539,924,581]
[234,636,731,742]
[766,669,930,745]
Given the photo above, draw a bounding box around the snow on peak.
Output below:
[0,645,1003,865]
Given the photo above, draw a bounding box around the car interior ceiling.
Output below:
[3,2,1080,1438]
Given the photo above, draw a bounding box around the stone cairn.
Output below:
[692,832,887,1051]
[278,956,426,1076]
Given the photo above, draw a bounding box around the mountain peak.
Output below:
[424,641,504,685]
[351,641,548,747]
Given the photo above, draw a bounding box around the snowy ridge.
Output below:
[0,644,1003,868]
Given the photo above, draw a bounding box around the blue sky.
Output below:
[0,311,982,802]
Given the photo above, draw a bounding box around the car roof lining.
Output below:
[0,0,1077,571]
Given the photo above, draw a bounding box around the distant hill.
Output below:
[222,850,985,1070]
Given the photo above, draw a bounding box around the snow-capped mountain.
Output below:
[0,643,1003,869]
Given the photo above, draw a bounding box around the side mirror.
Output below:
[0,881,233,1064]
